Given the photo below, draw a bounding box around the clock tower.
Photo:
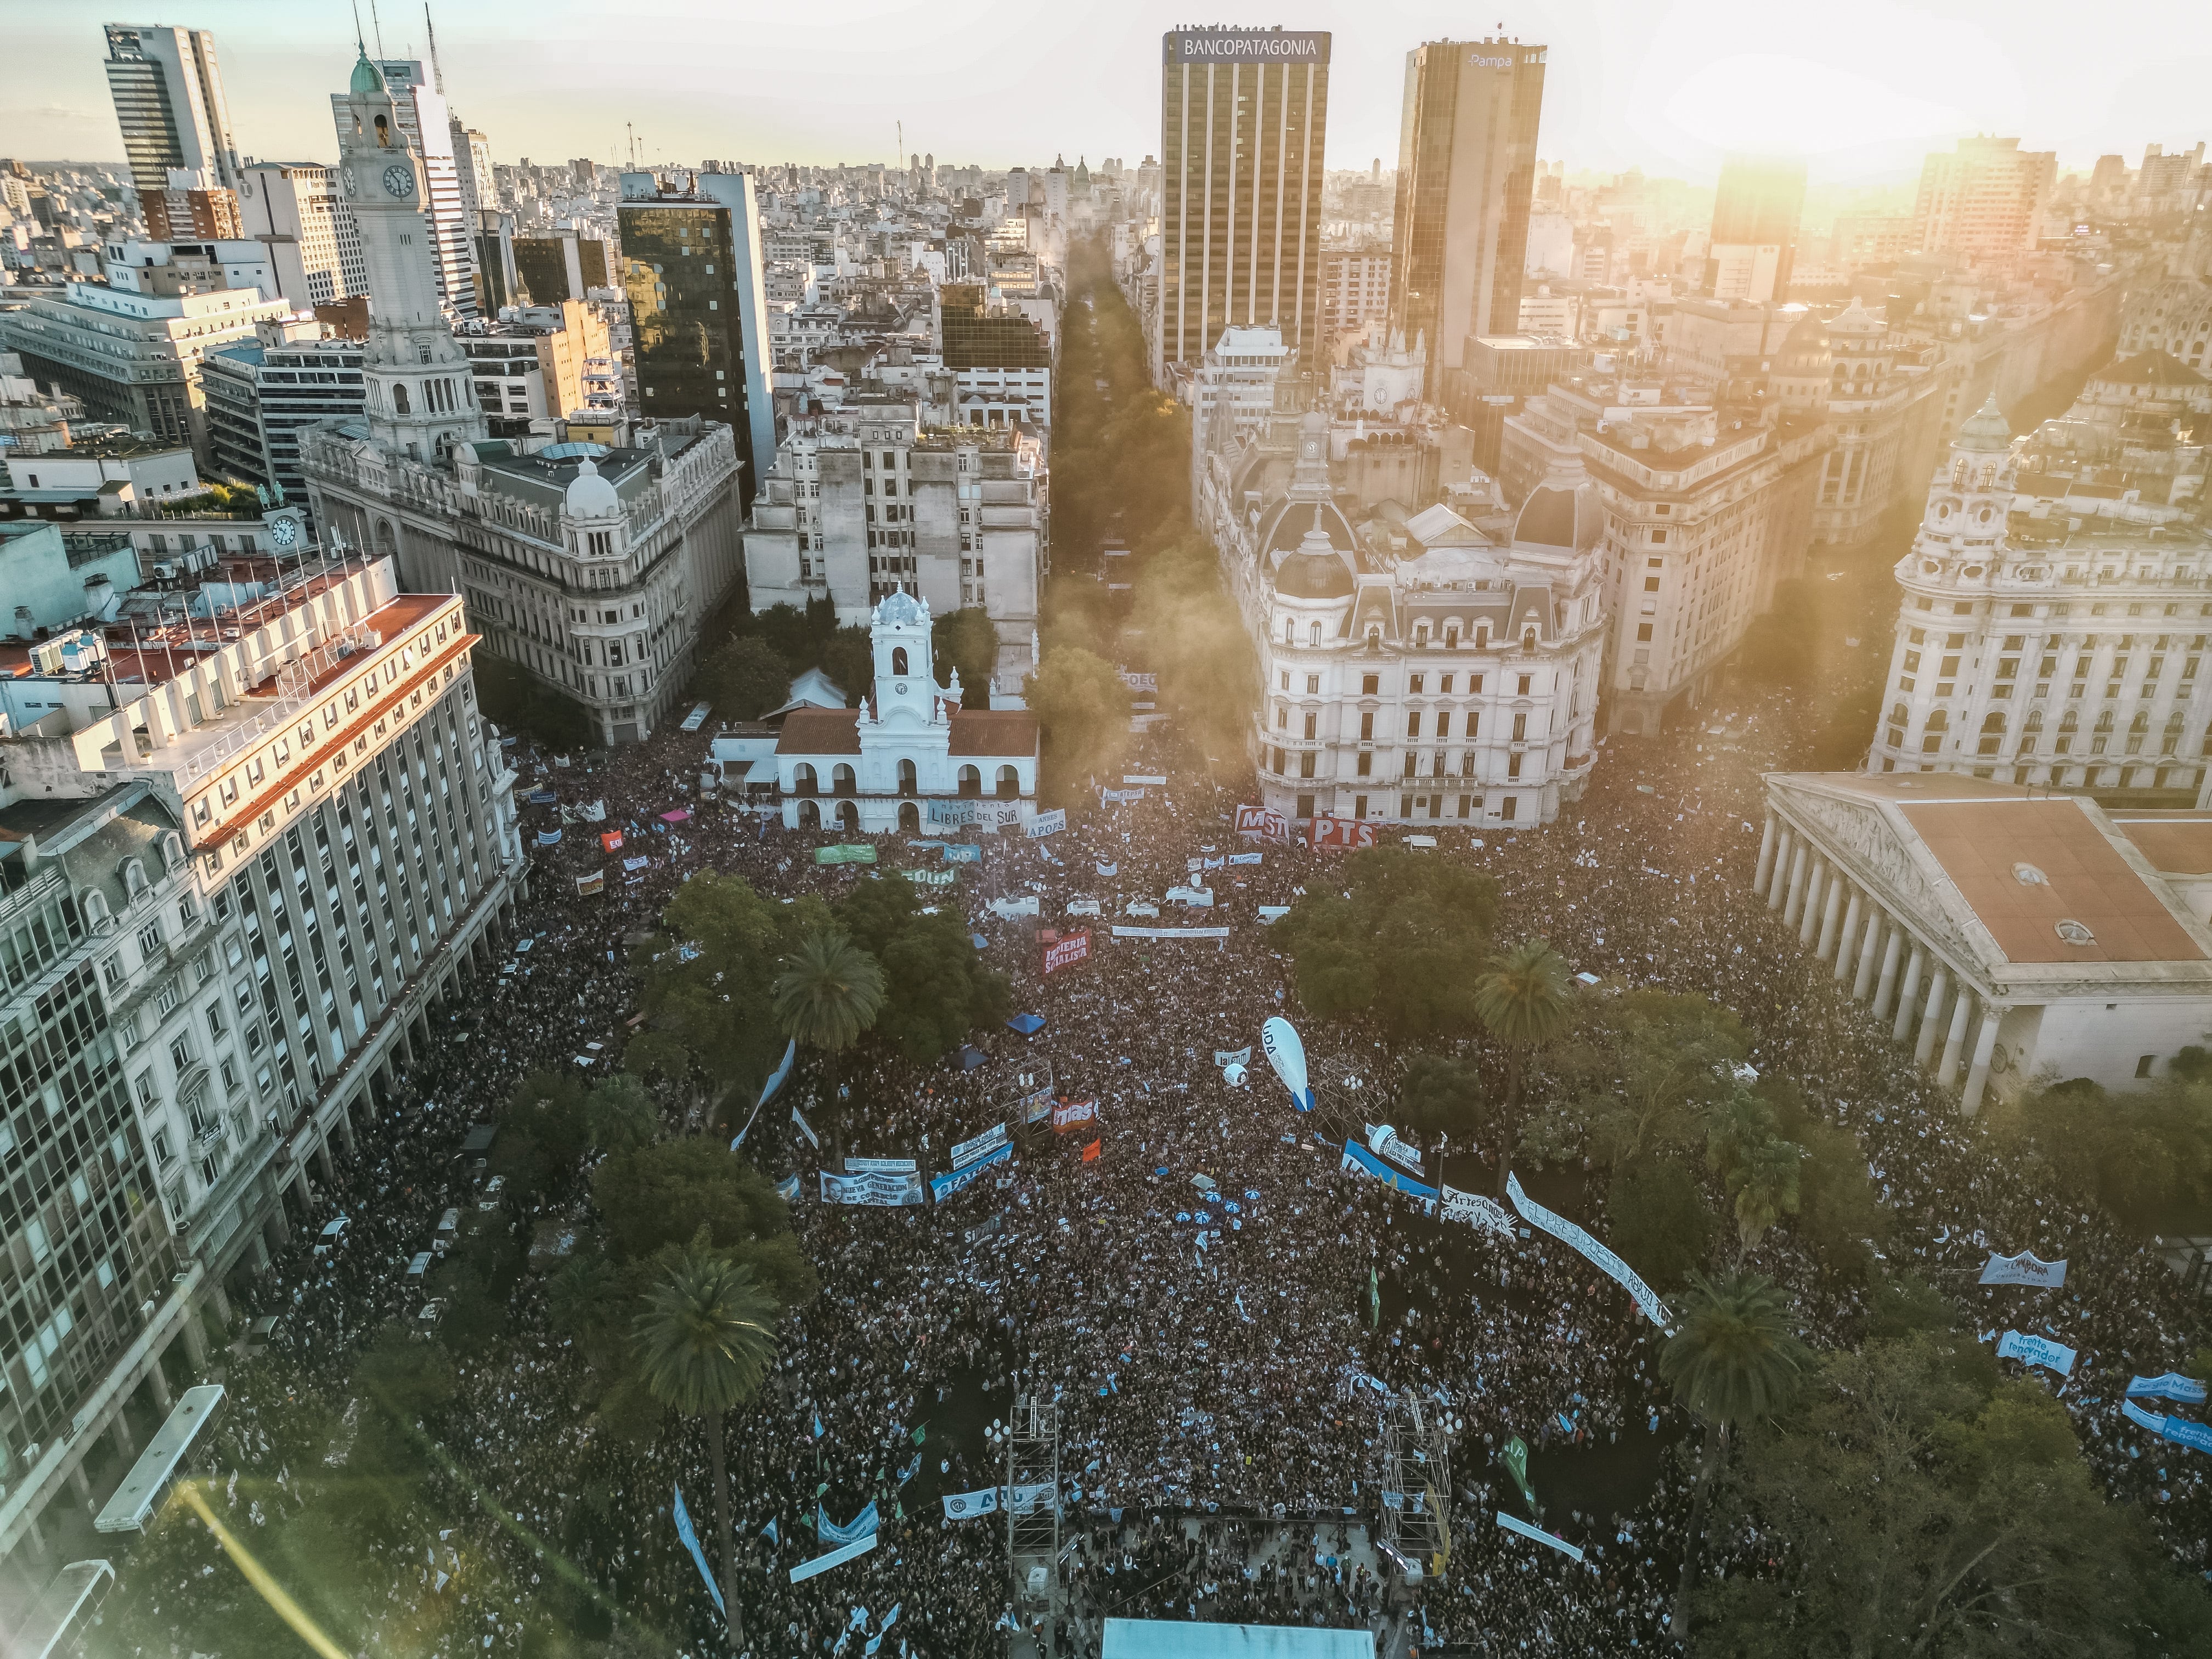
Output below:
[335,47,484,461]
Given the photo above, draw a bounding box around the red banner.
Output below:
[1052,1098,1099,1132]
[1081,1138,1102,1163]
[1310,815,1378,851]
[1235,805,1290,842]
[1042,931,1092,975]
[600,831,624,853]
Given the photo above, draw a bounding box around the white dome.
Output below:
[564,456,622,519]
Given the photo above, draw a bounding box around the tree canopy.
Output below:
[834,875,1012,1064]
[1550,989,1752,1166]
[1274,847,1500,1042]
[1024,644,1133,786]
[932,607,1001,709]
[1125,534,1256,761]
[690,634,793,723]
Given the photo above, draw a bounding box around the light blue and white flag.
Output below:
[673,1485,726,1618]
[2124,1399,2166,1432]
[1496,1511,1583,1562]
[1996,1330,2076,1377]
[790,1534,877,1584]
[817,1500,879,1547]
[1978,1251,2066,1288]
[942,1487,1000,1520]
[761,1517,780,1544]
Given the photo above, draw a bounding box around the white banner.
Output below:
[1066,898,1103,916]
[1438,1183,1517,1241]
[1024,809,1066,838]
[1111,926,1231,939]
[846,1157,917,1174]
[1978,1251,2067,1287]
[790,1534,877,1584]
[1495,1511,1583,1563]
[950,1122,1009,1169]
[1507,1173,1671,1328]
[988,895,1040,919]
[792,1106,820,1150]
[820,1170,924,1206]
[1214,1047,1252,1068]
[1007,1483,1057,1515]
[942,1487,999,1520]
[1121,772,1165,783]
[1996,1330,2076,1376]
[1165,885,1216,907]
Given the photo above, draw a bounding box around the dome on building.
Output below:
[873,590,929,628]
[1273,515,1356,600]
[563,455,622,518]
[350,48,385,96]
[1776,308,1831,375]
[1511,473,1602,554]
[1954,395,2012,453]
[1827,295,1884,336]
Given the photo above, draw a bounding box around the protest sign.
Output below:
[1507,1173,1671,1328]
[1043,932,1092,975]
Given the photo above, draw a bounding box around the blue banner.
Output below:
[2128,1373,2210,1404]
[673,1484,726,1618]
[1996,1330,2076,1377]
[930,1139,1013,1202]
[1339,1139,1440,1201]
[1495,1510,1583,1563]
[817,1500,878,1547]
[789,1534,877,1584]
[535,828,564,846]
[944,843,981,864]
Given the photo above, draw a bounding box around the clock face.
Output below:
[270,518,298,549]
[382,163,414,199]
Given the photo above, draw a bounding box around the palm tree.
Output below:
[1658,1271,1812,1644]
[1470,937,1572,1196]
[634,1240,780,1648]
[771,929,885,1158]
[1726,1137,1801,1267]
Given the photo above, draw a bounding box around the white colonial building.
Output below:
[771,592,1039,833]
[1210,407,1606,827]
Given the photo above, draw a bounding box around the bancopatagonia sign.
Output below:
[1169,30,1330,64]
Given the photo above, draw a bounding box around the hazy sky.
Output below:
[7,0,2209,185]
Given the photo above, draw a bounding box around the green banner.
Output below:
[815,844,877,866]
[1368,1265,1380,1330]
[902,867,957,886]
[1501,1436,1535,1512]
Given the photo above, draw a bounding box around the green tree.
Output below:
[633,1240,780,1647]
[932,608,1001,709]
[590,1138,816,1308]
[1470,937,1572,1195]
[771,929,886,1158]
[820,625,873,709]
[1024,644,1133,787]
[1765,1084,1889,1281]
[1705,1086,1803,1265]
[1605,1158,1716,1290]
[691,634,792,722]
[835,876,1011,1064]
[1658,1271,1813,1645]
[1393,1053,1486,1146]
[1274,848,1500,1045]
[628,874,823,1125]
[495,1068,592,1201]
[1126,536,1256,761]
[587,1072,660,1154]
[1696,1333,2212,1658]
[1551,990,1750,1166]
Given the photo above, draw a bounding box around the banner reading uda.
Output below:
[1310,815,1377,851]
[1235,804,1290,842]
[1042,932,1091,975]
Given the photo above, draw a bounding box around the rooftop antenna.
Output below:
[349,0,366,53]
[424,3,446,94]
[368,0,386,58]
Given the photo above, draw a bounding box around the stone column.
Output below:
[67,1460,92,1504]
[179,1314,209,1371]
[291,1159,313,1212]
[1753,815,1779,897]
[1870,918,1903,1014]
[1914,966,1951,1066]
[1961,1005,2004,1115]
[111,1412,137,1459]
[1797,857,1829,945]
[317,1136,336,1184]
[336,1097,359,1156]
[1892,942,1925,1042]
[1852,909,1884,1000]
[207,1283,232,1324]
[1777,837,1807,918]
[1833,887,1864,978]
[1818,876,1849,963]
[146,1358,172,1411]
[1939,987,1974,1084]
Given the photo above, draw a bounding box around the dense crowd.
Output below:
[91,641,2212,1659]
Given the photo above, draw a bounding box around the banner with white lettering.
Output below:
[1437,1183,1518,1241]
[1340,1139,1440,1201]
[2128,1373,2210,1404]
[1228,851,1262,865]
[817,1500,878,1546]
[930,1139,1013,1201]
[819,1170,925,1206]
[1979,1251,2067,1288]
[951,1122,1010,1169]
[1310,815,1378,851]
[1996,1330,2076,1376]
[1043,932,1091,975]
[1235,805,1289,842]
[942,1487,1000,1520]
[845,1157,918,1174]
[1507,1173,1671,1328]
[1111,926,1230,939]
[1051,1098,1098,1132]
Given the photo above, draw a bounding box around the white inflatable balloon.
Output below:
[1261,1017,1316,1112]
[1223,1062,1248,1088]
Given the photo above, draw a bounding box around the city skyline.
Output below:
[3,0,2208,184]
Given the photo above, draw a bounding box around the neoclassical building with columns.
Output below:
[1756,771,2212,1111]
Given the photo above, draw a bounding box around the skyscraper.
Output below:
[102,22,243,241]
[1704,153,1806,303]
[1388,37,1547,399]
[1155,28,1330,381]
[331,59,478,321]
[618,170,776,505]
[1912,136,2057,265]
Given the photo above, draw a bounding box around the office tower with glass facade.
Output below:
[1705,153,1807,303]
[103,22,244,242]
[1389,38,1547,401]
[1156,28,1330,381]
[618,171,776,506]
